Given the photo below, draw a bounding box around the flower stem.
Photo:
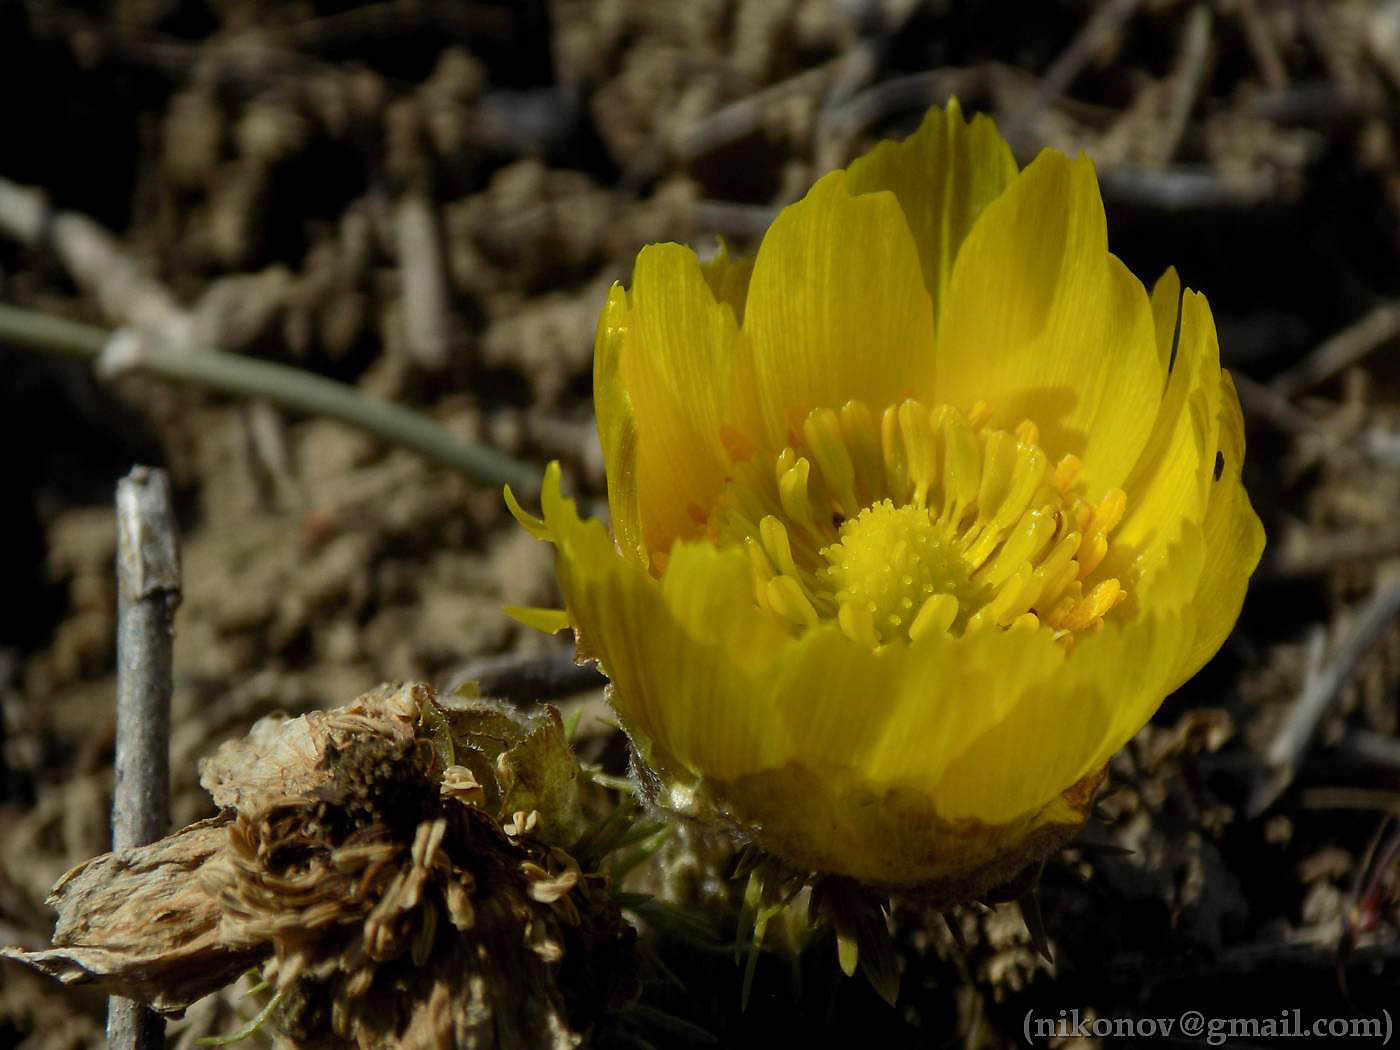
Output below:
[0,301,542,493]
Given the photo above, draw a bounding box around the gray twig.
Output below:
[1003,0,1144,146]
[1155,5,1212,166]
[1096,166,1287,211]
[1270,301,1400,399]
[109,467,181,1050]
[694,200,781,240]
[1231,372,1363,471]
[1267,522,1400,578]
[816,66,983,158]
[393,194,453,371]
[671,65,833,163]
[1235,0,1289,89]
[1248,571,1400,816]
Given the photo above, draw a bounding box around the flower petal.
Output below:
[766,627,1056,794]
[845,99,1018,330]
[598,245,742,563]
[539,464,795,782]
[1101,284,1223,607]
[699,239,754,323]
[593,283,645,565]
[933,613,1187,823]
[935,150,1161,496]
[742,170,937,451]
[1172,370,1265,679]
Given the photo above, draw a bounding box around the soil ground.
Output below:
[2,2,1399,1047]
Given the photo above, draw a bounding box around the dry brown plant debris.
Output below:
[4,683,637,1050]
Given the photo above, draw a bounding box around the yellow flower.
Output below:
[508,101,1264,901]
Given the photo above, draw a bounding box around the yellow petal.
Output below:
[593,283,646,565]
[1172,370,1266,680]
[505,606,571,633]
[742,170,936,452]
[504,482,551,541]
[1103,285,1224,607]
[845,99,1018,329]
[771,620,1065,798]
[1149,265,1182,375]
[936,149,1161,497]
[1046,372,1262,786]
[539,464,793,783]
[934,613,1186,823]
[604,244,742,562]
[699,238,754,322]
[1054,372,1262,786]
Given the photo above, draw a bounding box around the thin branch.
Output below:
[1096,166,1288,211]
[109,467,181,1050]
[1235,0,1289,89]
[393,193,453,371]
[1270,301,1400,399]
[1155,4,1212,166]
[1232,372,1363,471]
[0,303,542,493]
[1248,572,1400,816]
[1003,0,1144,146]
[1266,522,1400,578]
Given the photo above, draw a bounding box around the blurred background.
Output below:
[1,0,1399,1046]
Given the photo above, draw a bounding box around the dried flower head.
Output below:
[508,101,1264,907]
[6,684,636,1050]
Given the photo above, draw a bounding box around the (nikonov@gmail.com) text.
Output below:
[1023,1008,1393,1045]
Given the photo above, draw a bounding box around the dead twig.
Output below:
[1337,729,1400,773]
[1002,0,1144,147]
[1154,5,1212,167]
[1096,166,1288,211]
[1249,571,1400,816]
[393,193,453,371]
[1267,522,1400,578]
[109,467,181,1050]
[694,200,780,240]
[1270,302,1400,399]
[1235,0,1289,89]
[671,64,834,163]
[1232,373,1363,472]
[815,66,985,168]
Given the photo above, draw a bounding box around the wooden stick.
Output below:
[1248,572,1400,816]
[1003,0,1144,146]
[1270,302,1400,399]
[1155,4,1212,166]
[109,467,181,1050]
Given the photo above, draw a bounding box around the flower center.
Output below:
[709,399,1129,648]
[822,502,973,644]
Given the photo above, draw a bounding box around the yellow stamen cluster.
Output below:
[713,399,1128,647]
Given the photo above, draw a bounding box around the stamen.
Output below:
[909,593,959,641]
[803,408,860,518]
[708,399,1131,648]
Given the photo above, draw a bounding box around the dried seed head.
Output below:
[203,685,637,1050]
[8,683,637,1050]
